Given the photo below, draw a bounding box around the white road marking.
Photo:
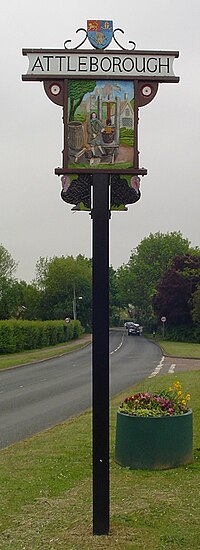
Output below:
[148,356,164,378]
[110,333,124,355]
[168,363,176,373]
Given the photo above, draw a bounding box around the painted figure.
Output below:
[87,112,105,157]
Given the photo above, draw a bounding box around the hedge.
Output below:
[157,324,200,343]
[0,320,84,354]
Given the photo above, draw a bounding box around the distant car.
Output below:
[125,322,142,336]
[124,321,134,328]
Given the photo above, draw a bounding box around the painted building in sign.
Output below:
[120,94,134,129]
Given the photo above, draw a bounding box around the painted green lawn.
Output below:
[0,371,199,549]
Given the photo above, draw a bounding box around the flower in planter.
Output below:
[119,381,190,417]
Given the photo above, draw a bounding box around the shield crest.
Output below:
[87,20,113,49]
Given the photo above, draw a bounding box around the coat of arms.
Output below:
[87,20,113,49]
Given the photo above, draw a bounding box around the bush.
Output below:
[157,324,200,343]
[0,319,84,354]
[0,321,16,353]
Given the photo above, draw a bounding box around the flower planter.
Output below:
[115,409,193,470]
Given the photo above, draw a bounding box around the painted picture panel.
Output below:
[67,80,135,170]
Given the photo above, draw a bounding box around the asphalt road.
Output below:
[0,330,161,449]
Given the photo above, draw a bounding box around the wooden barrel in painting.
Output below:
[68,121,84,151]
[102,127,115,144]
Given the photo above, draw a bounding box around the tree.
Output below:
[191,284,200,324]
[0,278,22,319]
[125,232,191,326]
[153,253,200,326]
[116,264,133,309]
[68,80,96,121]
[109,266,121,326]
[35,254,92,328]
[35,257,49,291]
[0,246,18,319]
[16,281,42,320]
[0,244,17,279]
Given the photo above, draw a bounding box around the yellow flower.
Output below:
[182,399,186,406]
[168,386,173,391]
[174,381,181,390]
[177,391,183,397]
[186,394,191,400]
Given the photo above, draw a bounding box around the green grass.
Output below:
[0,334,91,370]
[153,339,200,358]
[0,370,199,549]
[68,162,133,169]
[119,127,134,146]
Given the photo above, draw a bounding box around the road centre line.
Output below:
[110,333,124,355]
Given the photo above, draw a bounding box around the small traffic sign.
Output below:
[161,316,167,323]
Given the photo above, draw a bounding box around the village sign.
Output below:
[22,20,179,536]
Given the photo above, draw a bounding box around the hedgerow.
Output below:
[0,320,83,354]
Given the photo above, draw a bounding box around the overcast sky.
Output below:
[0,1,199,282]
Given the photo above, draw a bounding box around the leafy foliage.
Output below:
[116,231,191,326]
[109,266,121,326]
[191,283,200,324]
[0,244,17,279]
[153,253,200,326]
[0,320,83,354]
[119,127,134,146]
[68,80,96,121]
[35,254,92,329]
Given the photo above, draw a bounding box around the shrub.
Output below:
[159,324,200,343]
[0,319,84,354]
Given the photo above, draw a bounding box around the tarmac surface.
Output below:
[148,354,200,378]
[163,356,200,372]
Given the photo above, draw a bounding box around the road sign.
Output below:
[161,316,167,323]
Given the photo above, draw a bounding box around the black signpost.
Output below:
[92,173,110,534]
[22,20,179,536]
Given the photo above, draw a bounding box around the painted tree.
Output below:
[68,80,96,121]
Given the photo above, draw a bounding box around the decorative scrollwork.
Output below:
[64,24,136,51]
[64,28,88,50]
[113,28,136,50]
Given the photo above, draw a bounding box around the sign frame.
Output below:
[22,48,179,82]
[22,48,179,177]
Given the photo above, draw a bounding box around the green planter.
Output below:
[115,409,193,470]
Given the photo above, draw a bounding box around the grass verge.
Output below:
[0,370,199,549]
[152,339,200,358]
[0,334,92,370]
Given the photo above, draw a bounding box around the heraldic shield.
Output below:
[87,20,113,49]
